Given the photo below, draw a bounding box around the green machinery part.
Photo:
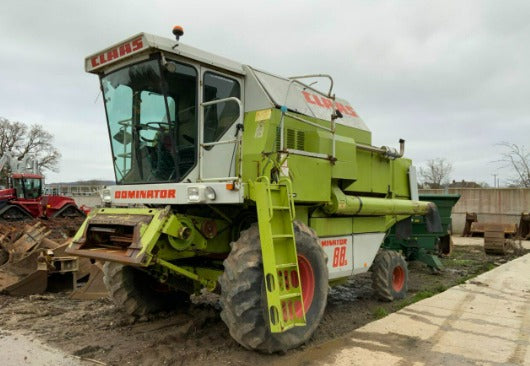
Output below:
[324,184,434,217]
[382,194,461,270]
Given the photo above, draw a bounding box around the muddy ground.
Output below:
[0,242,527,366]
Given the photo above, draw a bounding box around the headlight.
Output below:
[101,189,112,203]
[205,186,216,201]
[187,186,216,203]
[187,187,200,202]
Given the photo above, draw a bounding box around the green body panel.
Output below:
[288,155,331,202]
[382,194,461,270]
[240,108,410,202]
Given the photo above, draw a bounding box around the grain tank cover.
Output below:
[246,67,370,132]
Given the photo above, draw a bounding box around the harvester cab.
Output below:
[67,27,442,352]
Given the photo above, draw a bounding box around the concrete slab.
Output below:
[280,254,530,366]
[0,330,90,366]
[452,236,530,250]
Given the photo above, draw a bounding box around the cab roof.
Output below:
[85,33,245,75]
[85,32,369,132]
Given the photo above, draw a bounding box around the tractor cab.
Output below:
[10,173,43,200]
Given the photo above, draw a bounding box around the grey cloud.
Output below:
[1,0,529,185]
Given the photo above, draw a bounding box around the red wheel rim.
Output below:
[295,255,315,317]
[392,266,405,292]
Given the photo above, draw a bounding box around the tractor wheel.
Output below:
[371,250,408,302]
[219,221,328,353]
[103,262,189,316]
[0,205,33,221]
[53,204,86,218]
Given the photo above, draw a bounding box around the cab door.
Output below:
[198,68,243,181]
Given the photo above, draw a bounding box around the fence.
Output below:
[419,188,530,234]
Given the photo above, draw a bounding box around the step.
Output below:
[280,292,303,300]
[271,234,293,239]
[272,205,290,210]
[275,263,298,269]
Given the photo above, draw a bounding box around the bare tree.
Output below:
[0,117,61,182]
[419,158,453,188]
[498,142,530,188]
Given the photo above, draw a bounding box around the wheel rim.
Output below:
[392,265,405,292]
[295,255,315,317]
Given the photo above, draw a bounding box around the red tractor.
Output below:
[0,154,87,221]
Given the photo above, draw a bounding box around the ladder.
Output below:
[252,176,306,332]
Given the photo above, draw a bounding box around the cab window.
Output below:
[203,72,240,143]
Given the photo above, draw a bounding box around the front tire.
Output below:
[103,262,189,316]
[219,221,328,353]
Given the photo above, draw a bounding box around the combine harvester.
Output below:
[67,27,442,352]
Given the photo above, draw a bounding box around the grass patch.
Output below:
[484,262,496,271]
[372,307,389,319]
[397,290,436,309]
[434,284,448,293]
[446,259,476,267]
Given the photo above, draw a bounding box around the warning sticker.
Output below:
[255,109,271,122]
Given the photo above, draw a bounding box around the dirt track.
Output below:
[0,242,526,366]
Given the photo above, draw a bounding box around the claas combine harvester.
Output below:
[67,27,442,352]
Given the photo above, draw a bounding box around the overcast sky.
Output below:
[1,0,529,185]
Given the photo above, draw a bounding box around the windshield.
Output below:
[101,58,197,184]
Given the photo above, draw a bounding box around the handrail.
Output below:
[280,111,336,161]
[198,97,243,182]
[284,112,333,132]
[279,75,337,162]
[288,74,334,98]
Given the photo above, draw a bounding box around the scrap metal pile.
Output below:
[0,218,107,298]
[462,212,528,255]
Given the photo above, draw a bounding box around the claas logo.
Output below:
[90,37,144,68]
[302,91,359,118]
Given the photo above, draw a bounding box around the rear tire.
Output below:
[219,221,328,353]
[0,205,33,221]
[52,204,86,218]
[103,262,189,316]
[371,250,408,301]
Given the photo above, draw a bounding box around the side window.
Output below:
[203,72,241,143]
[13,179,24,199]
